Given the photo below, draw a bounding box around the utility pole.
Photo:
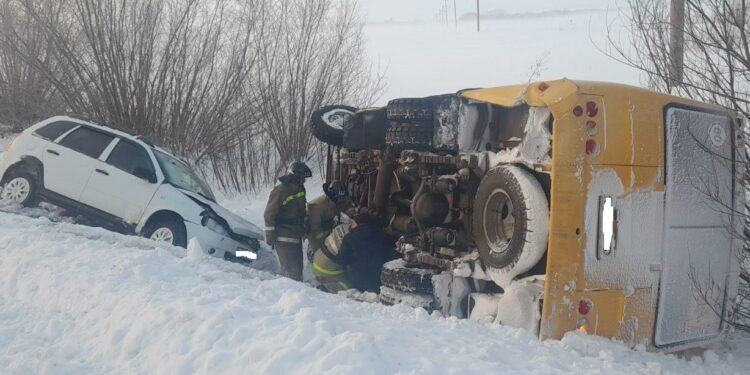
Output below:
[669,0,685,86]
[476,0,481,32]
[454,0,458,28]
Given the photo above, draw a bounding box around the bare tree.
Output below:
[0,0,66,127]
[0,0,381,190]
[248,0,383,179]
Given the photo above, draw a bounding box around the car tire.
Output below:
[1,170,41,207]
[310,105,357,146]
[143,218,188,248]
[386,98,434,122]
[380,259,440,294]
[471,165,549,272]
[385,123,433,153]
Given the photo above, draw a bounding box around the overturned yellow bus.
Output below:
[310,79,743,351]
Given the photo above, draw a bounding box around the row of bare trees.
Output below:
[611,0,750,331]
[0,0,382,190]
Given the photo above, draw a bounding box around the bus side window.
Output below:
[597,196,618,258]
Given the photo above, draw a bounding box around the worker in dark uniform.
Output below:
[264,161,312,281]
[337,213,396,292]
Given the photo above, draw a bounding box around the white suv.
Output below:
[0,115,263,259]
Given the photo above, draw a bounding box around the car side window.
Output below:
[58,126,115,158]
[33,121,78,141]
[106,139,155,178]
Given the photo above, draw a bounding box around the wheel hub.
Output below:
[1,177,31,204]
[322,109,353,130]
[483,188,515,254]
[150,227,175,244]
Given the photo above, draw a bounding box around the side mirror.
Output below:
[134,166,157,183]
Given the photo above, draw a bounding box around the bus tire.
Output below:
[385,123,433,153]
[310,105,357,146]
[471,165,549,276]
[379,286,435,310]
[381,259,440,294]
[386,98,433,122]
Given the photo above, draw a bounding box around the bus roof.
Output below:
[460,79,727,114]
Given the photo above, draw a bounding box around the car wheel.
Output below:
[144,218,187,248]
[1,170,40,207]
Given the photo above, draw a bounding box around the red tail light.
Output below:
[585,140,599,155]
[586,101,599,117]
[578,299,593,315]
[573,106,583,117]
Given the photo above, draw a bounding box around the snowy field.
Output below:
[360,0,640,103]
[1,205,750,374]
[2,2,750,374]
[0,131,749,374]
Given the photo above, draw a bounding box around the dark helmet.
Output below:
[287,161,312,180]
[323,181,347,202]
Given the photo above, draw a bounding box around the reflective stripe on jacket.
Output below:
[264,175,307,240]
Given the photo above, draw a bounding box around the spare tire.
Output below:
[381,259,440,294]
[471,165,549,277]
[310,105,357,146]
[387,98,433,122]
[385,123,433,152]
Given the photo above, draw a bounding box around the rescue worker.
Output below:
[337,213,396,292]
[307,181,351,252]
[312,223,352,292]
[308,181,354,292]
[264,161,312,281]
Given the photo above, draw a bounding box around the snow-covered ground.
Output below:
[1,201,750,374]
[2,3,750,374]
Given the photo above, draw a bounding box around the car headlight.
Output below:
[203,216,228,236]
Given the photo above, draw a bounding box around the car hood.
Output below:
[178,189,264,240]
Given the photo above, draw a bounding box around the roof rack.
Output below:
[66,113,105,126]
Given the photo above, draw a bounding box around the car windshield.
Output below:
[153,150,216,202]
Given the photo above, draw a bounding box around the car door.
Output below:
[79,138,161,224]
[43,126,116,200]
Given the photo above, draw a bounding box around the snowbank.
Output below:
[1,208,750,374]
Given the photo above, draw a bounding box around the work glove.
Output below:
[265,229,276,247]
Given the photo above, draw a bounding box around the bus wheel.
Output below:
[310,105,357,146]
[472,165,549,280]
